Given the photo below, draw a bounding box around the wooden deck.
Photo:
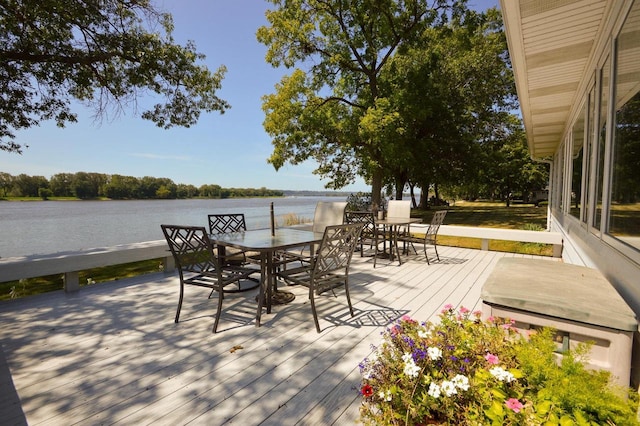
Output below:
[0,246,559,425]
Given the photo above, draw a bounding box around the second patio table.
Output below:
[209,227,324,327]
[375,216,422,265]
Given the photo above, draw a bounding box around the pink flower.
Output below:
[473,310,482,318]
[401,315,416,324]
[441,304,454,313]
[505,398,523,413]
[486,316,495,323]
[459,306,470,314]
[484,353,499,365]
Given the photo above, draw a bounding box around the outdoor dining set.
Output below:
[160,200,447,333]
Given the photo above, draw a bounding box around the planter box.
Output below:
[481,257,638,388]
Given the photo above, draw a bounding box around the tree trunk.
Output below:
[370,170,383,213]
[418,185,427,209]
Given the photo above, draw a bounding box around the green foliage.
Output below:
[38,187,53,200]
[258,0,469,204]
[257,1,534,211]
[359,307,639,425]
[0,0,229,153]
[346,192,372,211]
[0,171,284,200]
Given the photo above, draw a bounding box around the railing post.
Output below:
[162,255,175,273]
[481,239,489,251]
[64,271,80,292]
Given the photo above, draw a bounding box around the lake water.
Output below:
[0,196,345,257]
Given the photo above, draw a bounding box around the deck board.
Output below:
[0,246,560,425]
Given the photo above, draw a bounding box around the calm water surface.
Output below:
[1,196,344,257]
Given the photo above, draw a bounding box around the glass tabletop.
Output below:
[210,227,323,251]
[376,217,422,225]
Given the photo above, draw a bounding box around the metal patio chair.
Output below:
[161,224,258,333]
[398,210,447,265]
[207,213,261,291]
[276,223,363,333]
[345,210,379,258]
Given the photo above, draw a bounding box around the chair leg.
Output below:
[373,235,378,268]
[175,285,184,323]
[310,286,321,333]
[212,288,223,333]
[434,243,440,261]
[344,279,354,317]
[423,242,430,265]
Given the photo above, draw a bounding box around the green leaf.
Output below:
[491,388,507,399]
[559,415,575,426]
[536,400,552,415]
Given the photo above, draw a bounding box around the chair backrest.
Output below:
[387,200,411,218]
[208,214,247,234]
[312,201,347,233]
[426,210,447,242]
[345,211,376,239]
[314,223,363,279]
[161,224,219,275]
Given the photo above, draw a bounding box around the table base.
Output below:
[256,290,296,306]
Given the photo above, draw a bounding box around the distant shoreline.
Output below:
[0,191,355,202]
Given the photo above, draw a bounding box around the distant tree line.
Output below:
[0,172,283,200]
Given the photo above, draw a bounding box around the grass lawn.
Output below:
[1,259,163,301]
[411,200,552,257]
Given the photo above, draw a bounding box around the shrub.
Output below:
[358,306,638,425]
[347,192,372,211]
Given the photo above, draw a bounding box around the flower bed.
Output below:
[358,305,638,425]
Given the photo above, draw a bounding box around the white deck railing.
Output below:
[0,240,174,292]
[433,225,563,257]
[0,226,562,293]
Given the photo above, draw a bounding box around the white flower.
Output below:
[378,390,392,401]
[403,359,420,378]
[452,374,470,391]
[427,346,442,361]
[402,352,413,363]
[441,380,458,397]
[418,327,431,338]
[489,366,515,383]
[427,382,441,398]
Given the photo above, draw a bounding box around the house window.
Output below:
[554,146,564,210]
[593,55,610,230]
[584,89,595,223]
[570,102,586,219]
[609,1,640,250]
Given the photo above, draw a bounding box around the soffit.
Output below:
[500,0,608,160]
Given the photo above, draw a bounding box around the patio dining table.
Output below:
[375,216,422,265]
[209,227,324,327]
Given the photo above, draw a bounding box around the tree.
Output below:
[0,172,13,197]
[0,0,229,153]
[258,0,466,210]
[469,114,548,205]
[49,173,75,197]
[376,7,516,205]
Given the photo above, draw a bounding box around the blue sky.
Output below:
[1,0,500,192]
